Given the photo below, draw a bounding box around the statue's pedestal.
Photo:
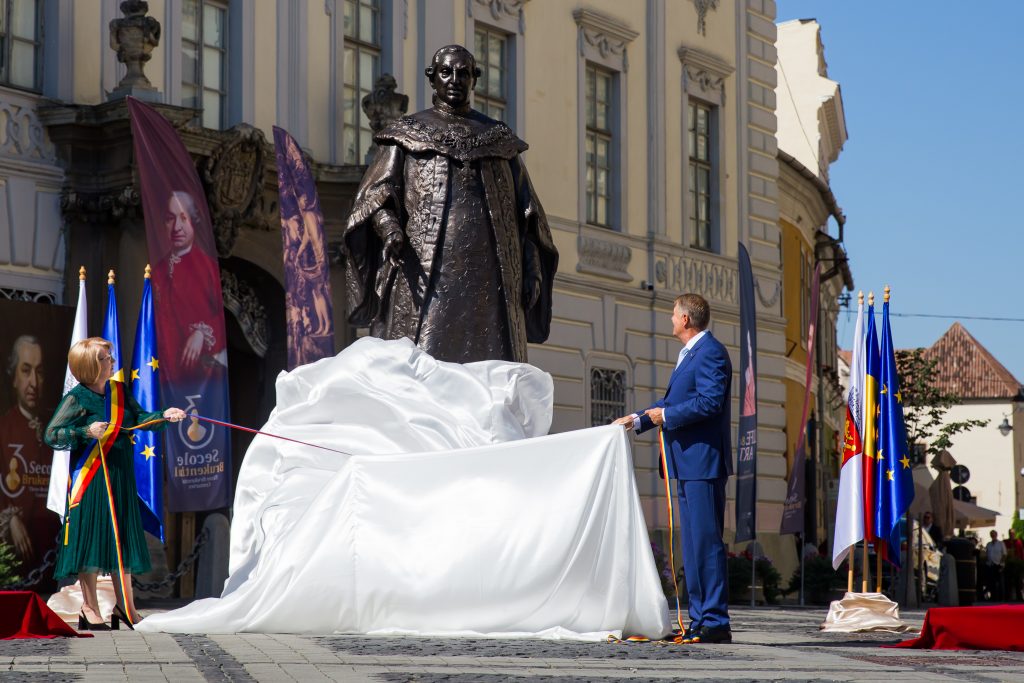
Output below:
[108,85,162,103]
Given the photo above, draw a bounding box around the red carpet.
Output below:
[0,592,91,639]
[889,604,1024,651]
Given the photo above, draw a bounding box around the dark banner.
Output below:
[734,244,758,543]
[780,263,821,535]
[128,97,231,512]
[0,299,73,578]
[273,126,335,369]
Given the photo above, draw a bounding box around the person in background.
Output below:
[44,338,185,630]
[921,511,944,549]
[984,529,1006,601]
[1005,528,1024,601]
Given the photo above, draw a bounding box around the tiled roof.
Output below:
[922,323,1022,399]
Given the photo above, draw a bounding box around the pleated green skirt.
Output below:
[54,439,151,579]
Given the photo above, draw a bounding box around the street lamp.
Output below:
[998,416,1012,437]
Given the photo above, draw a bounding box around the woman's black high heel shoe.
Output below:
[111,604,134,631]
[78,610,110,631]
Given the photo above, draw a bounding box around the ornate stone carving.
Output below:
[0,102,56,162]
[361,74,409,163]
[755,278,781,308]
[692,0,718,37]
[581,28,627,62]
[202,124,268,256]
[220,270,269,358]
[685,66,725,94]
[577,235,632,281]
[108,0,162,101]
[472,0,527,23]
[60,186,141,224]
[572,8,638,72]
[654,253,737,305]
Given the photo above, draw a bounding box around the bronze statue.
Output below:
[343,45,558,363]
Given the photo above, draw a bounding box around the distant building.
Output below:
[775,19,852,562]
[921,323,1024,537]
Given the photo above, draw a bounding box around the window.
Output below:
[585,65,613,228]
[343,0,380,165]
[590,368,626,427]
[688,101,713,250]
[473,26,509,123]
[0,0,41,91]
[182,0,228,129]
[799,248,811,340]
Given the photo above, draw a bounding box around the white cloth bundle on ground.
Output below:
[137,338,669,640]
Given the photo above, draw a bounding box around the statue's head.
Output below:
[424,45,480,110]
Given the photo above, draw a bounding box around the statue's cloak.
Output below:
[343,109,558,362]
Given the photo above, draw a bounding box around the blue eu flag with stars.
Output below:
[131,269,164,541]
[874,292,914,566]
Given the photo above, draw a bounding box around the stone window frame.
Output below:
[0,0,43,92]
[341,0,383,165]
[181,0,229,130]
[573,8,636,233]
[164,0,254,130]
[586,354,633,428]
[465,0,526,135]
[328,0,401,164]
[678,46,732,254]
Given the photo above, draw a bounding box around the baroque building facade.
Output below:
[0,0,854,592]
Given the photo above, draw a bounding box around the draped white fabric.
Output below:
[137,338,669,640]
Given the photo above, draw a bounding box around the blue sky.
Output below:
[775,3,1024,382]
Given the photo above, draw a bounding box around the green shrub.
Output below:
[0,542,21,587]
[727,551,783,604]
[786,554,842,604]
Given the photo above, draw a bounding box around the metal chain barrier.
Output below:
[132,526,210,593]
[0,532,61,591]
[0,527,210,593]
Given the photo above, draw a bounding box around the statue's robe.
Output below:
[344,108,558,363]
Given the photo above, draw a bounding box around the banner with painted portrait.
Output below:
[0,299,73,580]
[273,126,334,369]
[128,97,232,512]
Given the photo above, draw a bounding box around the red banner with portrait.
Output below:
[128,97,231,512]
[0,299,73,585]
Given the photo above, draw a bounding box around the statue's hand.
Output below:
[523,272,542,309]
[383,229,404,262]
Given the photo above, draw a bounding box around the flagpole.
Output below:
[862,540,870,593]
[875,550,882,593]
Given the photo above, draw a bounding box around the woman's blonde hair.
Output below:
[68,337,113,386]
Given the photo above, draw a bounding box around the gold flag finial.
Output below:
[868,291,874,306]
[107,269,115,285]
[884,285,891,303]
[144,264,152,279]
[858,290,864,304]
[78,266,86,281]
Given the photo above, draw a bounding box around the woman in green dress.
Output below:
[45,337,185,629]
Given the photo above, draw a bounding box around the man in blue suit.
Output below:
[616,293,733,644]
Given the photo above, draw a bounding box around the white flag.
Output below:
[46,272,88,519]
[832,296,866,569]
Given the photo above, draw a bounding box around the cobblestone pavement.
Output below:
[2,606,1023,682]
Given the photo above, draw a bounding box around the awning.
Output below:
[952,499,1000,528]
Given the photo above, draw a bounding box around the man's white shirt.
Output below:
[630,330,709,431]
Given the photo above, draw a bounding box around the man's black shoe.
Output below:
[679,627,698,644]
[697,625,732,644]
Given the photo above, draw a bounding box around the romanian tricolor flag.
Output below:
[875,290,914,565]
[832,294,865,569]
[862,298,882,555]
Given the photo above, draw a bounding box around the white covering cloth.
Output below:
[137,338,669,640]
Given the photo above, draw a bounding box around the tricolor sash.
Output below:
[68,380,127,509]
